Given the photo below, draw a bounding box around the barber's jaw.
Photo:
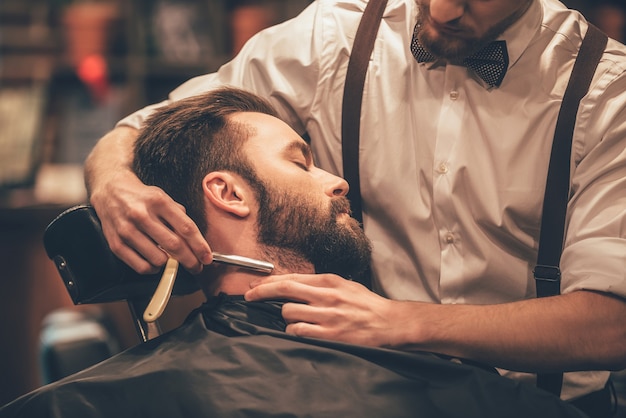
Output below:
[237,112,372,281]
[415,0,532,61]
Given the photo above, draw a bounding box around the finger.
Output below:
[143,223,204,274]
[284,322,328,340]
[282,303,354,334]
[158,203,212,265]
[285,321,378,346]
[143,199,212,272]
[118,186,209,273]
[101,219,167,274]
[113,215,171,263]
[281,302,330,325]
[110,241,162,274]
[249,273,344,288]
[124,203,203,274]
[244,278,330,303]
[244,280,308,303]
[124,231,170,269]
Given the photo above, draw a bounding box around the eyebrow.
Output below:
[284,140,313,165]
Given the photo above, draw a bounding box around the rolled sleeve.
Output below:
[562,59,626,299]
[116,101,169,130]
[561,238,626,297]
[116,2,323,134]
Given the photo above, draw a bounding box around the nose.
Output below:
[429,0,465,24]
[321,170,349,197]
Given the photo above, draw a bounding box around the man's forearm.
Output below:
[84,126,139,199]
[390,290,626,373]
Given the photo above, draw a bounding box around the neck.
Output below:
[201,212,314,296]
[199,247,314,297]
[201,267,269,296]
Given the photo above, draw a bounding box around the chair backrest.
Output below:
[43,205,200,340]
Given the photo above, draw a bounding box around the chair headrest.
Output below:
[43,205,199,305]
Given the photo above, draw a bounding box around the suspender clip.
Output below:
[533,265,561,282]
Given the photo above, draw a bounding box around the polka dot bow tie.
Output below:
[410,27,509,88]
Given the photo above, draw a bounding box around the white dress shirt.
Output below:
[118,0,626,400]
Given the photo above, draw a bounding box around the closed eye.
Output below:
[284,140,314,171]
[294,161,310,171]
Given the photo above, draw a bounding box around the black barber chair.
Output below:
[39,205,200,382]
[42,204,199,344]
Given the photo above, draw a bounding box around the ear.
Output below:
[203,172,251,218]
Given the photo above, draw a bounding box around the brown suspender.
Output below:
[533,23,607,396]
[341,0,388,225]
[341,0,388,290]
[341,0,608,397]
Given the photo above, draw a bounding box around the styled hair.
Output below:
[133,87,278,233]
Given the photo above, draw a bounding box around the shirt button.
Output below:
[445,233,455,244]
[449,90,459,100]
[438,163,449,174]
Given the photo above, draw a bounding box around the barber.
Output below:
[85,0,626,415]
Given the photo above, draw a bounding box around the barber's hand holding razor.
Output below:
[87,129,212,275]
[94,176,211,274]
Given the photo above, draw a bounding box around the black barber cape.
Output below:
[1,295,586,418]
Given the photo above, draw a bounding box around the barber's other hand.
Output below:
[90,172,212,274]
[245,274,399,347]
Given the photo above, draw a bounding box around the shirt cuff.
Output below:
[561,238,626,298]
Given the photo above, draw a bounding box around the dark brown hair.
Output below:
[133,87,278,233]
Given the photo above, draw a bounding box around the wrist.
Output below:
[382,300,431,350]
[87,165,134,204]
[84,126,138,198]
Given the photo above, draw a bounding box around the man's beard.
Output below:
[255,186,372,281]
[415,2,529,62]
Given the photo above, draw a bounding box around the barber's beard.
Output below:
[415,2,529,62]
[256,189,371,280]
[416,15,487,62]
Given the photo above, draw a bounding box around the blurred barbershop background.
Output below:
[0,0,624,410]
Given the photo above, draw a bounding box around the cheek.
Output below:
[263,169,316,194]
[287,175,327,197]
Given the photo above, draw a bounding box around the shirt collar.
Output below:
[498,0,542,72]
